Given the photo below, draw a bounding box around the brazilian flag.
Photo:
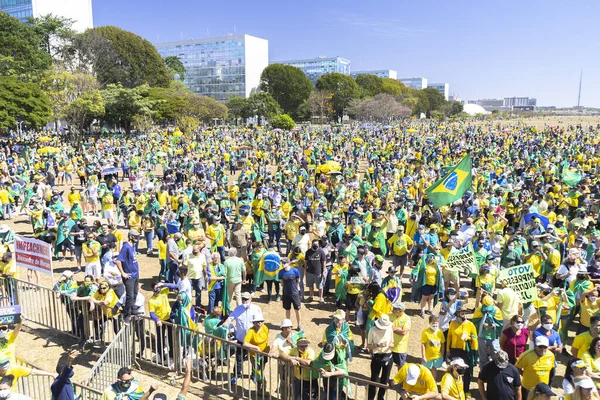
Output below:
[254,251,281,286]
[561,161,582,187]
[425,154,472,208]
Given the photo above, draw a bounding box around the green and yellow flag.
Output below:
[561,161,582,187]
[425,154,472,208]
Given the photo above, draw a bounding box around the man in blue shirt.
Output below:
[278,257,301,330]
[532,314,562,356]
[116,230,141,324]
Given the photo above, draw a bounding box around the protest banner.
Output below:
[0,305,21,325]
[446,244,478,276]
[15,236,53,277]
[498,263,538,303]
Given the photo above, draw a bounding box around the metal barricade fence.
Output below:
[83,323,134,393]
[16,358,103,400]
[7,277,121,346]
[131,315,403,400]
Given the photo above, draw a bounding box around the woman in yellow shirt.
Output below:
[440,358,468,400]
[421,315,445,377]
[90,281,119,340]
[580,289,600,332]
[243,313,270,390]
[446,307,478,397]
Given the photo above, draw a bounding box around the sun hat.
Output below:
[333,310,346,320]
[322,343,335,361]
[493,350,509,368]
[280,319,293,329]
[375,314,391,329]
[574,377,595,389]
[450,358,468,368]
[535,336,549,347]
[393,302,406,311]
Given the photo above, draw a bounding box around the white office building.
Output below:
[429,82,450,100]
[156,34,269,102]
[351,69,397,79]
[0,0,93,32]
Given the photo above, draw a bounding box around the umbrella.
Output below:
[352,138,364,144]
[156,151,168,157]
[407,128,417,133]
[37,146,60,154]
[316,161,341,174]
[173,130,183,137]
[102,167,121,175]
[272,128,283,133]
[327,170,342,176]
[38,136,52,143]
[383,125,393,129]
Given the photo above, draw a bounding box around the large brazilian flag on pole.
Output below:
[425,154,472,208]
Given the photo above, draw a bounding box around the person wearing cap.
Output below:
[367,221,387,257]
[515,335,555,399]
[53,270,79,334]
[367,314,394,400]
[312,342,349,400]
[473,295,504,368]
[440,357,469,400]
[82,232,101,281]
[322,310,354,362]
[392,363,438,400]
[280,337,318,400]
[572,376,599,400]
[387,225,414,279]
[390,302,410,368]
[562,359,589,398]
[369,255,385,286]
[531,314,563,356]
[221,291,263,385]
[269,319,296,358]
[115,230,141,325]
[243,312,269,391]
[526,383,557,400]
[474,264,495,309]
[478,349,522,400]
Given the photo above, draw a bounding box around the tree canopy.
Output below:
[164,56,185,81]
[0,12,51,81]
[315,73,360,119]
[355,74,383,98]
[0,76,52,130]
[76,26,170,88]
[259,64,312,116]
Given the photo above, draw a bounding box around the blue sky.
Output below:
[93,0,600,107]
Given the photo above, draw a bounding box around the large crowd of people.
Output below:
[0,120,599,399]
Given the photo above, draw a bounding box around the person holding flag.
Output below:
[255,247,282,304]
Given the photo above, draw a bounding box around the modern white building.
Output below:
[351,69,397,79]
[156,34,269,102]
[274,56,351,82]
[0,0,93,32]
[398,77,428,90]
[429,82,450,100]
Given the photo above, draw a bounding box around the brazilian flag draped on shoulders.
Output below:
[425,154,472,209]
[561,160,582,187]
[254,250,282,286]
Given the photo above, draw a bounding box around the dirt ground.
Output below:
[11,116,596,398]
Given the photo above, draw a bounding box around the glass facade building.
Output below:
[0,0,33,22]
[156,34,268,103]
[0,0,93,31]
[428,83,450,100]
[351,69,397,79]
[398,77,428,90]
[274,56,351,82]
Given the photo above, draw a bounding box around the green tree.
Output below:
[380,78,407,96]
[413,90,431,117]
[0,12,51,81]
[259,64,312,116]
[295,100,311,122]
[355,74,383,98]
[164,56,185,81]
[315,73,360,119]
[65,90,105,145]
[28,14,76,66]
[76,26,170,88]
[176,115,199,134]
[308,90,333,122]
[0,76,52,130]
[270,114,295,130]
[450,101,464,116]
[226,97,250,122]
[101,83,156,132]
[421,88,446,116]
[246,92,281,122]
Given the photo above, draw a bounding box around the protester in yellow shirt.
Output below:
[387,226,414,277]
[391,302,411,368]
[515,336,555,396]
[392,363,438,399]
[421,315,445,376]
[440,358,468,400]
[243,313,269,390]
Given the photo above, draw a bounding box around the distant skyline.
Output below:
[92,0,600,107]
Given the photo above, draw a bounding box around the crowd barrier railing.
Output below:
[16,358,103,400]
[5,277,121,346]
[8,277,403,399]
[82,322,133,393]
